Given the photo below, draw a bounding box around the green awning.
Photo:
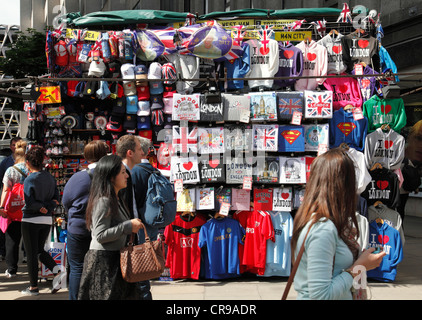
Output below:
[199,9,275,20]
[70,10,189,27]
[270,8,342,18]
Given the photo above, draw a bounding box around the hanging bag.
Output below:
[120,223,165,283]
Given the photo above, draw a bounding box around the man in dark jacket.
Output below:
[116,135,153,300]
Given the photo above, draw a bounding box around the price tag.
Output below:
[354,64,363,75]
[36,86,62,104]
[243,176,252,190]
[239,109,250,123]
[219,202,231,216]
[353,107,364,121]
[318,143,328,156]
[174,179,183,193]
[291,111,302,125]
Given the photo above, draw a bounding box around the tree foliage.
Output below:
[0,28,47,79]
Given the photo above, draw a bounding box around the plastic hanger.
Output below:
[370,162,383,171]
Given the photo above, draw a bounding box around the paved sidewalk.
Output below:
[0,216,421,300]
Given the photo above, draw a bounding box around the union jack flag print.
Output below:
[253,124,279,151]
[304,90,333,119]
[277,92,304,119]
[172,125,198,154]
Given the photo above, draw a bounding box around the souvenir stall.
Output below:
[28,5,406,282]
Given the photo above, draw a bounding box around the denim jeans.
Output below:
[66,231,91,300]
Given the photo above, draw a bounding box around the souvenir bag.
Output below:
[223,93,251,123]
[196,187,215,210]
[197,127,224,154]
[231,189,251,211]
[4,166,27,221]
[176,188,195,212]
[272,187,293,212]
[40,224,66,280]
[304,90,333,119]
[253,188,273,211]
[172,94,201,121]
[200,91,224,122]
[226,156,253,184]
[253,156,279,184]
[170,156,200,185]
[304,123,329,152]
[172,125,198,154]
[279,157,306,184]
[120,225,165,283]
[224,124,253,151]
[198,155,225,183]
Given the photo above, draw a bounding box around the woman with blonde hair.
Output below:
[290,148,385,300]
[0,139,29,278]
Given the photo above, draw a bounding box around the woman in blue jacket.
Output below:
[290,148,386,300]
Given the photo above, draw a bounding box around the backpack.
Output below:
[4,166,27,221]
[136,164,176,228]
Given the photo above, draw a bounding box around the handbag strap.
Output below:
[281,222,313,300]
[128,222,150,245]
[12,165,27,178]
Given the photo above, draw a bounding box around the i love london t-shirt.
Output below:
[164,213,207,280]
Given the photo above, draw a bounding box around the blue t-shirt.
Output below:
[278,125,305,152]
[261,211,293,277]
[198,217,245,279]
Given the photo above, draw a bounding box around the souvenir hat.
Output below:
[162,62,177,84]
[96,81,111,100]
[150,95,164,110]
[136,86,150,101]
[163,97,173,114]
[134,64,148,86]
[138,129,153,140]
[148,62,163,95]
[137,116,151,130]
[121,63,135,82]
[163,83,176,98]
[126,95,138,114]
[137,100,151,116]
[112,97,126,116]
[67,80,79,97]
[109,82,124,99]
[123,81,137,96]
[123,114,137,131]
[88,58,106,77]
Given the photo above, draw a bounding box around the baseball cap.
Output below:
[67,80,79,97]
[137,100,151,116]
[134,64,148,86]
[126,95,138,114]
[148,62,163,95]
[109,82,124,99]
[151,109,164,126]
[162,62,177,84]
[163,97,173,114]
[111,97,126,116]
[123,81,137,96]
[121,63,135,82]
[138,129,153,140]
[163,83,176,98]
[136,86,150,101]
[150,95,164,110]
[137,116,151,130]
[88,58,106,77]
[123,114,137,132]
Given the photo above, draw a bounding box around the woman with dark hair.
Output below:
[62,140,108,300]
[21,146,60,296]
[78,154,143,300]
[290,148,385,300]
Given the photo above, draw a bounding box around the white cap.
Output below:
[148,62,162,80]
[121,63,135,82]
[137,101,151,116]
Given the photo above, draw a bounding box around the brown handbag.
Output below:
[120,224,165,283]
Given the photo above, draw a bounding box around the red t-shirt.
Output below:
[233,210,275,275]
[164,213,207,280]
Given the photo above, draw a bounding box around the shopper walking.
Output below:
[116,135,153,300]
[62,140,108,300]
[78,155,143,300]
[21,146,61,296]
[291,148,386,300]
[0,139,29,278]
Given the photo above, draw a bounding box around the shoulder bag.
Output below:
[120,223,165,283]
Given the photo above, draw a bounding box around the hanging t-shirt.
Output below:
[272,187,293,212]
[323,74,363,110]
[361,168,401,209]
[364,128,405,171]
[304,123,329,152]
[329,107,368,152]
[362,95,407,133]
[253,188,273,211]
[261,211,293,277]
[351,65,379,102]
[273,42,303,88]
[317,33,347,74]
[244,39,279,89]
[277,91,304,121]
[367,220,403,282]
[164,213,207,280]
[278,125,305,152]
[233,210,275,275]
[198,217,245,279]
